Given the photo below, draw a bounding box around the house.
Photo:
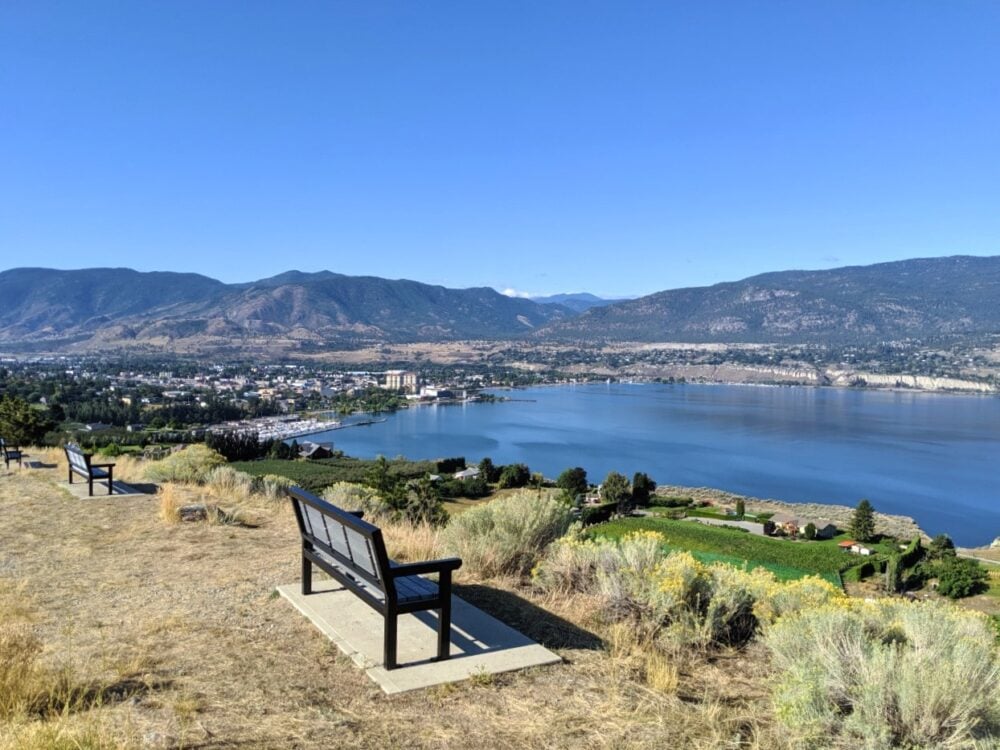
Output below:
[811,520,838,539]
[298,441,334,460]
[851,544,873,556]
[770,513,801,535]
[453,467,480,480]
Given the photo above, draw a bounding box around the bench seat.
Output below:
[313,549,440,604]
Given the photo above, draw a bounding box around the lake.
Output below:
[309,383,1000,547]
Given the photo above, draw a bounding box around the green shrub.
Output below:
[534,532,842,650]
[765,600,1000,748]
[322,482,384,516]
[580,502,616,525]
[936,557,989,599]
[842,561,875,582]
[650,496,693,508]
[254,473,293,501]
[144,445,226,484]
[205,465,255,496]
[441,491,573,577]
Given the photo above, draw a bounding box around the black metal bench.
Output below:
[1,437,23,469]
[64,443,115,496]
[287,486,462,670]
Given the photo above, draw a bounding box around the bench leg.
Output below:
[301,553,312,595]
[384,612,398,670]
[437,572,453,661]
[68,468,73,484]
[107,468,114,495]
[88,476,94,496]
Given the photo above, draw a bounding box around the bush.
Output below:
[936,557,989,599]
[580,502,616,526]
[205,465,255,497]
[144,445,226,484]
[765,600,1000,747]
[254,473,293,501]
[322,482,384,517]
[842,561,875,582]
[441,491,573,577]
[650,496,693,508]
[534,532,843,650]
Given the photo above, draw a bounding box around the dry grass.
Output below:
[0,463,790,749]
[157,484,184,524]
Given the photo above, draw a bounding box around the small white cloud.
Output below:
[500,287,533,298]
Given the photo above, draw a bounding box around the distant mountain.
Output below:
[3,256,998,354]
[0,268,572,350]
[537,255,1000,343]
[529,292,625,313]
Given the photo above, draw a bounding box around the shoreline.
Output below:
[655,483,929,541]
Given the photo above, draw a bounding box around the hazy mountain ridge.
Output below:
[2,256,999,353]
[529,292,624,313]
[536,255,1000,343]
[0,268,571,347]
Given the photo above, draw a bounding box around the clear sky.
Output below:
[2,2,999,298]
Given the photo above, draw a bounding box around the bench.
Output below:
[64,443,116,495]
[287,486,462,670]
[1,437,23,469]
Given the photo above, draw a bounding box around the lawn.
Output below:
[591,516,851,585]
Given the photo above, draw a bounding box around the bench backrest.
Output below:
[65,444,91,473]
[287,486,390,593]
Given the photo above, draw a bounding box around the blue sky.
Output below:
[2,2,999,298]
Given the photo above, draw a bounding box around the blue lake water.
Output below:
[309,383,1000,546]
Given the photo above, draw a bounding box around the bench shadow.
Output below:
[453,583,603,652]
[124,482,159,494]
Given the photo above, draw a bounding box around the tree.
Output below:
[556,467,588,501]
[601,471,631,515]
[478,457,500,483]
[849,499,876,543]
[364,454,405,506]
[928,533,956,559]
[885,554,901,593]
[403,478,448,527]
[631,472,656,507]
[735,498,746,520]
[0,395,53,446]
[803,522,817,540]
[936,557,988,599]
[497,463,530,489]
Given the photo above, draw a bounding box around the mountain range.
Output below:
[0,255,998,353]
[539,255,1000,343]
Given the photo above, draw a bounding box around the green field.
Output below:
[591,517,851,585]
[231,456,435,492]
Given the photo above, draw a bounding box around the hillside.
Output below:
[0,268,570,351]
[3,256,1000,354]
[537,255,1000,343]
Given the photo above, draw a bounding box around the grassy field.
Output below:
[0,459,789,749]
[591,517,850,585]
[232,455,436,492]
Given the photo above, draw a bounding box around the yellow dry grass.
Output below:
[0,464,787,749]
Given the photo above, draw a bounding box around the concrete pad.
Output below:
[60,479,147,498]
[278,580,562,694]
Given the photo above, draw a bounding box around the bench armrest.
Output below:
[390,557,462,577]
[90,462,116,469]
